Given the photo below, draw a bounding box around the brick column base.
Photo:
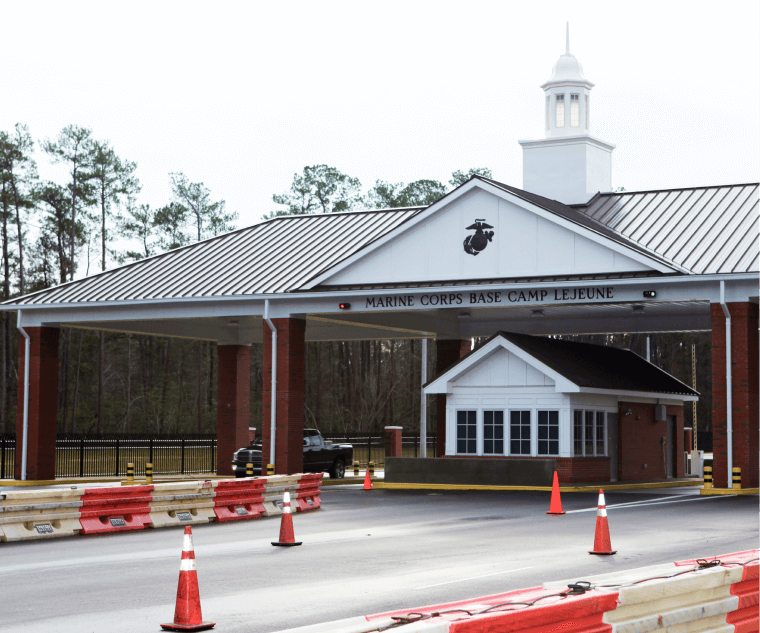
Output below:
[711,302,759,488]
[15,327,59,480]
[217,345,251,476]
[435,339,470,457]
[262,317,305,475]
[384,426,403,458]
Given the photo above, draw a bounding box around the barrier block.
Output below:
[212,478,267,521]
[295,473,323,512]
[79,485,154,535]
[263,476,301,516]
[148,481,216,528]
[0,488,85,542]
[727,558,759,633]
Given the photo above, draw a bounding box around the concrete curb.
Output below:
[700,487,759,495]
[374,480,705,492]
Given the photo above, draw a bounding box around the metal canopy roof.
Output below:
[578,183,759,275]
[4,179,757,307]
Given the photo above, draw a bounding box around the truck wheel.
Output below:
[329,458,345,479]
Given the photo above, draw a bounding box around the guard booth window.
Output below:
[574,410,606,456]
[456,411,477,454]
[483,411,504,455]
[510,411,531,455]
[537,410,559,456]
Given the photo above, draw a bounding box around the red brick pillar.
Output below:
[262,318,305,475]
[15,327,59,480]
[248,427,256,444]
[711,302,759,488]
[217,344,251,476]
[435,339,470,457]
[384,426,403,458]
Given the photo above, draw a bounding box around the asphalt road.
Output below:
[0,486,756,633]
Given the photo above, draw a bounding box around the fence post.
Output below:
[1,437,5,479]
[415,433,419,457]
[115,438,120,476]
[149,438,154,464]
[79,437,85,477]
[211,437,216,473]
[181,438,186,475]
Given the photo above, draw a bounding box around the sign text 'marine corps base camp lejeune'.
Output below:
[364,287,615,309]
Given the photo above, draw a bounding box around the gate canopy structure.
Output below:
[3,33,757,487]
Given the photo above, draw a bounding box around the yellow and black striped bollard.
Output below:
[246,462,254,477]
[266,463,275,476]
[703,465,712,489]
[126,462,135,484]
[353,461,359,477]
[146,462,153,484]
[369,461,375,477]
[732,467,741,490]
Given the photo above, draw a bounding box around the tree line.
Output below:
[0,140,713,438]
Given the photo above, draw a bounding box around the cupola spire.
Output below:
[566,21,569,54]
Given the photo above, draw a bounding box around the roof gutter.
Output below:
[16,310,30,481]
[719,281,732,487]
[263,300,277,472]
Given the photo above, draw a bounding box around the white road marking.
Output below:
[564,494,737,514]
[417,566,534,589]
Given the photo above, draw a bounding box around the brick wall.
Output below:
[15,327,59,480]
[262,317,305,475]
[711,302,759,488]
[216,345,251,476]
[384,427,403,458]
[618,401,683,481]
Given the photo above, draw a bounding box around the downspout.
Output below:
[17,310,30,481]
[719,281,732,487]
[263,300,277,471]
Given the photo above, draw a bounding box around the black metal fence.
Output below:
[0,434,216,479]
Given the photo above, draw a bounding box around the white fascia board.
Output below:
[3,272,757,319]
[579,387,699,402]
[518,135,616,152]
[497,338,578,393]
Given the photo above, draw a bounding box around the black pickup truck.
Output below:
[232,429,353,478]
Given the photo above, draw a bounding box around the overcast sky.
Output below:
[3,0,759,236]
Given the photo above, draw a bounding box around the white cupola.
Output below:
[518,24,615,205]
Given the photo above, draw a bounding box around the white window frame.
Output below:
[572,409,607,456]
[570,94,580,127]
[555,94,565,128]
[455,409,478,455]
[483,409,506,456]
[537,409,561,457]
[508,409,532,456]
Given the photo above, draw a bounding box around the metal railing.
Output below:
[323,432,438,467]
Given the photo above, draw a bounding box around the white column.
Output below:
[420,338,428,458]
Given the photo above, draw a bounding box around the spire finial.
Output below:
[566,22,570,54]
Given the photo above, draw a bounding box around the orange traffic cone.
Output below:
[272,491,302,547]
[363,468,372,490]
[160,527,215,631]
[546,471,566,515]
[589,489,616,555]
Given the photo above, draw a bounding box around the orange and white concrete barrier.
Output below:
[0,487,85,541]
[149,481,216,528]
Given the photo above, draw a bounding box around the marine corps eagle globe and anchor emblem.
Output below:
[463,219,494,256]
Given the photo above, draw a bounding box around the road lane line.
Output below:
[416,566,534,589]
[564,495,736,513]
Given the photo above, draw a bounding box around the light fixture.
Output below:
[531,309,545,318]
[624,408,633,416]
[643,290,656,298]
[228,319,240,326]
[339,302,351,310]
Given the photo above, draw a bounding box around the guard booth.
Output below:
[384,332,699,486]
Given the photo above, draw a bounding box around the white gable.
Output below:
[453,348,555,388]
[321,188,652,286]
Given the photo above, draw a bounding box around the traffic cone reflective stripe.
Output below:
[272,491,302,547]
[161,527,215,631]
[546,471,565,515]
[589,489,616,555]
[363,468,372,490]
